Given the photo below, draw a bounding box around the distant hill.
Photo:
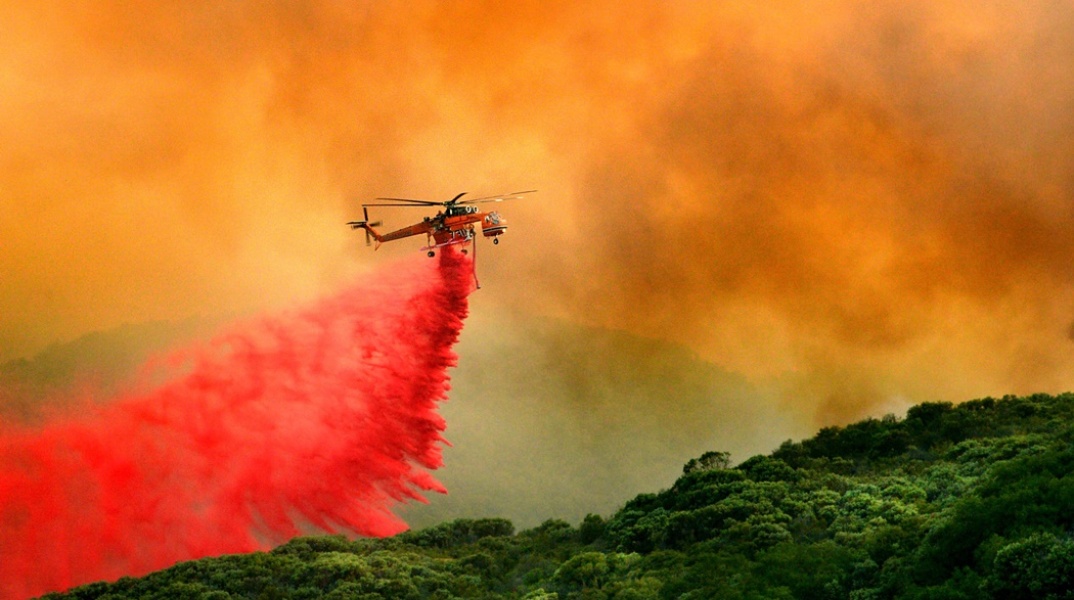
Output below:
[0,317,215,422]
[1,309,801,530]
[41,392,1074,599]
[407,308,799,529]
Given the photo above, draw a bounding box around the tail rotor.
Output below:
[347,206,382,246]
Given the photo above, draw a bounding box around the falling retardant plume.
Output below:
[0,249,474,599]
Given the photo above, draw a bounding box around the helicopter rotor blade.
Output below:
[365,222,382,243]
[364,201,444,208]
[372,197,443,206]
[362,207,371,246]
[458,190,538,204]
[362,221,382,246]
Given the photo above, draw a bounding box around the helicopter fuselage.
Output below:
[370,209,507,249]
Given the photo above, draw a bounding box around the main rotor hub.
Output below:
[447,204,478,216]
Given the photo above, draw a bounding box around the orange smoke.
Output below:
[3,1,1074,426]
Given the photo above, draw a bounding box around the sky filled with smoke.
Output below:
[3,0,1074,435]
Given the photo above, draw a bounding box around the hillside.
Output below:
[40,392,1074,599]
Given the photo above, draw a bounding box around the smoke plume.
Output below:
[0,250,473,599]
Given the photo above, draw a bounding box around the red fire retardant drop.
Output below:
[0,249,475,599]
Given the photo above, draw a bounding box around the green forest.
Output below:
[42,392,1074,599]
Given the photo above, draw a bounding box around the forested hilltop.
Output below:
[43,392,1074,599]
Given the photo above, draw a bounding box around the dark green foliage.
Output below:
[987,533,1074,599]
[774,393,1074,468]
[43,392,1074,600]
[682,450,731,474]
[737,455,799,483]
[912,442,1074,586]
[395,517,516,549]
[579,514,606,545]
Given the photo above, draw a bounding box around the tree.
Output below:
[554,552,610,590]
[580,514,607,545]
[737,456,799,483]
[988,533,1074,599]
[683,451,731,474]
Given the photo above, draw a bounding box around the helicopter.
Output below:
[347,190,536,257]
